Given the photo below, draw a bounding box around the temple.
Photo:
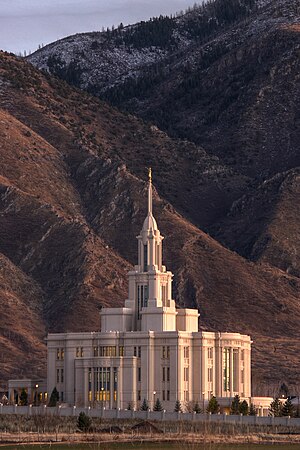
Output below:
[46,171,252,410]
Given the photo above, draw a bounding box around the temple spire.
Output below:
[148,167,152,215]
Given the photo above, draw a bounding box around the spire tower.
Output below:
[124,169,177,331]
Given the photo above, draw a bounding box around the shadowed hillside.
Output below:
[28,0,300,281]
[0,51,299,395]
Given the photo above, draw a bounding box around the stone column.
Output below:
[201,341,206,399]
[215,335,222,398]
[83,368,89,407]
[230,348,234,396]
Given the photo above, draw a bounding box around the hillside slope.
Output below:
[0,52,299,394]
[28,0,300,280]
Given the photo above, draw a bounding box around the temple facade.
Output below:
[47,171,251,410]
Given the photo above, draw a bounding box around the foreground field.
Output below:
[1,416,300,447]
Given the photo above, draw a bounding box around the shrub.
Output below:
[77,412,92,432]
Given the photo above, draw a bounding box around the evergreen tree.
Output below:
[269,398,283,417]
[249,403,257,416]
[77,411,92,432]
[19,388,28,406]
[174,399,182,412]
[193,401,201,413]
[295,400,300,418]
[281,398,295,417]
[153,398,163,411]
[230,394,240,415]
[48,387,59,407]
[140,398,149,411]
[239,400,249,415]
[207,396,220,414]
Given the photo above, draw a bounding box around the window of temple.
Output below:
[56,369,60,384]
[76,347,80,358]
[92,367,112,403]
[184,367,189,382]
[134,346,137,357]
[184,346,189,360]
[161,285,167,305]
[88,368,92,401]
[223,348,230,391]
[167,390,170,401]
[119,346,124,357]
[233,349,239,392]
[61,369,64,383]
[138,367,141,382]
[143,244,148,272]
[99,346,116,357]
[163,390,165,401]
[94,346,98,357]
[138,346,141,358]
[162,367,165,382]
[114,367,118,402]
[208,367,212,383]
[167,367,170,382]
[162,346,166,359]
[56,348,60,360]
[61,348,64,360]
[80,347,84,357]
[207,347,213,360]
[137,285,149,318]
[138,390,141,401]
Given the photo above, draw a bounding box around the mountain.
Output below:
[0,51,300,395]
[28,0,300,281]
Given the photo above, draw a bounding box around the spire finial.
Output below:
[148,168,152,215]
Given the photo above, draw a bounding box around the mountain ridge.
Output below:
[27,0,300,280]
[0,50,299,394]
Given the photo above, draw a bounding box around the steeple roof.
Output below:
[142,168,158,232]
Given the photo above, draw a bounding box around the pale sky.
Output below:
[0,0,197,54]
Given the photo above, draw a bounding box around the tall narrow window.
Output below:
[137,285,141,319]
[223,348,230,391]
[144,285,148,308]
[143,244,148,272]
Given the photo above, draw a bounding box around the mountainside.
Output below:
[0,51,300,395]
[28,0,300,280]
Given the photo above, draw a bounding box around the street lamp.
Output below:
[35,384,39,406]
[153,391,156,410]
[101,387,104,410]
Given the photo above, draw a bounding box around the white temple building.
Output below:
[47,170,252,410]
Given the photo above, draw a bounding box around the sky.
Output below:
[0,0,197,54]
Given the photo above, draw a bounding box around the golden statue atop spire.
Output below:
[148,167,152,183]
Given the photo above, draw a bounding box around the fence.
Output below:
[0,404,299,427]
